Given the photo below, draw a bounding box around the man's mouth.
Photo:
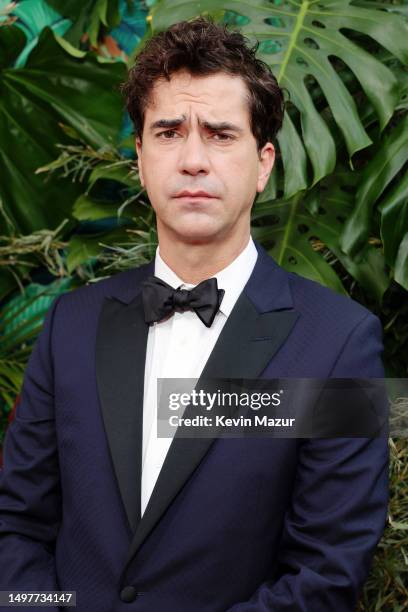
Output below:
[174,190,216,198]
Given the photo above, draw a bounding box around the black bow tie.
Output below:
[141,275,225,328]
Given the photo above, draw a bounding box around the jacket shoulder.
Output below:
[287,270,377,327]
[56,262,152,307]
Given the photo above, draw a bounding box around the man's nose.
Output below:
[177,131,211,175]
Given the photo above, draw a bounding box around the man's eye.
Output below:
[157,130,178,139]
[212,133,233,141]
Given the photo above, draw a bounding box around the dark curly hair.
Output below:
[121,17,285,151]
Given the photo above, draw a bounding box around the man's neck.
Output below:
[157,232,251,285]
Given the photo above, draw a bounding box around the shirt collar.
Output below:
[154,236,258,317]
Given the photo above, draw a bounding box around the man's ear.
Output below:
[256,142,275,193]
[135,137,144,187]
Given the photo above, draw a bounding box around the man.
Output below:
[0,17,388,612]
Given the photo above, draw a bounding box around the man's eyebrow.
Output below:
[201,120,243,133]
[149,117,186,131]
[148,116,243,133]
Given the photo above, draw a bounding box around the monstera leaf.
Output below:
[379,171,408,291]
[252,164,390,301]
[150,0,407,198]
[340,115,408,263]
[252,193,347,294]
[0,25,126,235]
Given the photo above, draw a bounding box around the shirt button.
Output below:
[120,585,138,603]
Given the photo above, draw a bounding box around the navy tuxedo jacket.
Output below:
[0,242,388,611]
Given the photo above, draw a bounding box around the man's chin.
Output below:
[170,224,223,245]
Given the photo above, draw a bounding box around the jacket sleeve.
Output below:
[0,295,63,609]
[225,313,389,611]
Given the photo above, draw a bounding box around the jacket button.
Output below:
[120,585,138,603]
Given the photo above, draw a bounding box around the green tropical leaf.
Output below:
[24,27,126,147]
[9,0,72,68]
[66,226,136,272]
[0,24,26,69]
[87,160,141,191]
[252,193,347,294]
[379,169,408,272]
[394,233,408,290]
[72,194,126,221]
[0,278,73,354]
[0,359,26,410]
[303,169,390,301]
[0,26,126,235]
[252,163,390,301]
[150,0,406,198]
[0,278,73,408]
[44,0,121,46]
[0,269,22,304]
[340,115,408,257]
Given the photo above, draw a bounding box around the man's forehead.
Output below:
[146,71,249,114]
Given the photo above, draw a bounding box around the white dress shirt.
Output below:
[141,236,258,517]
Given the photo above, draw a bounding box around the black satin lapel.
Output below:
[199,293,299,380]
[123,292,299,569]
[96,293,148,534]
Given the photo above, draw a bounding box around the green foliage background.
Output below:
[0,1,407,608]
